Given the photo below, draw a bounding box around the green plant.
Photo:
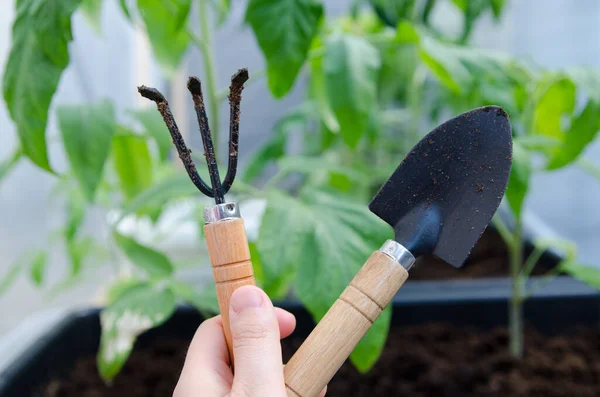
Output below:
[3,0,600,382]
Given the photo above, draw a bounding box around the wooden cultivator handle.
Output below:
[283,241,414,397]
[204,203,256,368]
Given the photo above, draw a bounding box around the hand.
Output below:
[173,285,326,397]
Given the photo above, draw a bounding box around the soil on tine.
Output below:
[44,324,600,397]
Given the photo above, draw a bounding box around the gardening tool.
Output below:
[138,69,254,367]
[283,106,513,397]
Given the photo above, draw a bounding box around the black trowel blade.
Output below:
[369,106,512,268]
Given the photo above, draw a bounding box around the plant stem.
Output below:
[198,0,221,159]
[509,219,524,358]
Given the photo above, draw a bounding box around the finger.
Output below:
[275,307,296,339]
[173,316,232,397]
[318,385,328,397]
[229,285,286,397]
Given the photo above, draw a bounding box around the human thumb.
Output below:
[229,285,286,397]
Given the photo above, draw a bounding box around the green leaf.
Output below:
[169,280,220,316]
[577,158,600,183]
[243,104,312,182]
[514,135,560,152]
[505,141,531,220]
[58,100,117,201]
[118,173,199,222]
[533,75,576,139]
[112,132,153,201]
[130,108,172,161]
[29,251,47,287]
[97,281,176,381]
[66,237,93,277]
[350,306,391,372]
[106,278,147,303]
[308,37,340,133]
[65,187,86,241]
[211,0,231,25]
[137,0,191,76]
[80,0,103,33]
[245,0,324,98]
[547,101,600,170]
[119,0,132,20]
[3,0,83,172]
[248,241,265,287]
[0,261,22,296]
[0,147,22,185]
[565,67,600,103]
[395,20,419,44]
[560,262,600,290]
[490,0,505,19]
[114,232,174,277]
[258,191,311,299]
[323,34,381,147]
[257,189,392,370]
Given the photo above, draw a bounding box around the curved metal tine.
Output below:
[221,68,249,195]
[137,85,214,197]
[187,77,225,204]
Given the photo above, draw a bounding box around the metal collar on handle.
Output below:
[204,202,240,224]
[379,240,416,271]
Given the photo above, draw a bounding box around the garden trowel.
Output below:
[283,106,513,397]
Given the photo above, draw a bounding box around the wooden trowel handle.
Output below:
[284,244,412,397]
[204,216,256,368]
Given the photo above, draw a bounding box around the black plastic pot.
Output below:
[1,275,599,397]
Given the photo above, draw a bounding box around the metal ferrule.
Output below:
[204,202,240,224]
[378,240,416,271]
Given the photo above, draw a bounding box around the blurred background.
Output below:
[1,0,600,346]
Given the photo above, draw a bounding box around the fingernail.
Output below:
[230,286,265,313]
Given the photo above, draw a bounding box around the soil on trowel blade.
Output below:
[44,324,600,397]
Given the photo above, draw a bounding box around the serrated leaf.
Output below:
[533,75,576,139]
[323,34,381,147]
[112,132,153,201]
[547,100,600,170]
[245,0,323,98]
[169,280,220,316]
[80,0,103,33]
[505,141,531,220]
[114,232,174,277]
[137,0,191,76]
[3,0,83,171]
[129,108,172,161]
[58,100,117,201]
[257,189,392,370]
[560,262,600,290]
[29,251,47,287]
[97,281,176,381]
[0,147,22,185]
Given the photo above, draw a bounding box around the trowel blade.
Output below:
[369,106,512,267]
